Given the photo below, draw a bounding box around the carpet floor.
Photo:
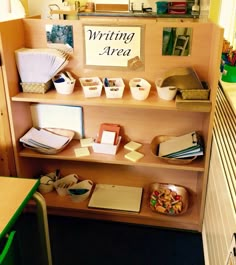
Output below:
[14,213,205,265]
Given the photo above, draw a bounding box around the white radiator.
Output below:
[203,85,236,265]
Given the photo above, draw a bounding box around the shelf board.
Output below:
[19,140,205,172]
[27,189,200,231]
[12,88,211,112]
[49,10,199,19]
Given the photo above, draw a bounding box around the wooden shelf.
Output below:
[12,88,211,112]
[26,189,200,231]
[0,18,223,232]
[19,140,205,172]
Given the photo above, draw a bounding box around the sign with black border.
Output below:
[83,24,144,69]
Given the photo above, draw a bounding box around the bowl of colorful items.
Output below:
[149,182,189,215]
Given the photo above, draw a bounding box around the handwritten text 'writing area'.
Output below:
[84,25,143,68]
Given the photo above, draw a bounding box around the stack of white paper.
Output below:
[15,48,69,83]
[20,127,70,150]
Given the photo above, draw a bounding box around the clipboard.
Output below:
[158,131,202,157]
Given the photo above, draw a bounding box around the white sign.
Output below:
[84,25,142,67]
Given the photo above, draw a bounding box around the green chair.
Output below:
[0,231,21,265]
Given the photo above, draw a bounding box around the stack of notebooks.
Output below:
[15,48,70,83]
[157,131,204,158]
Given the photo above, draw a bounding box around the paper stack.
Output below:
[20,127,71,153]
[158,131,204,158]
[15,48,70,83]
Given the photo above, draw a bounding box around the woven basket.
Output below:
[20,80,52,94]
[180,89,210,100]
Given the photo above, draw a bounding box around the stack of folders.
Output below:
[158,131,204,158]
[20,127,70,151]
[15,48,70,83]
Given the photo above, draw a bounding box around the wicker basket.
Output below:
[20,80,52,94]
[179,89,210,100]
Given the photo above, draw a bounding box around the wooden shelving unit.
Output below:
[0,17,223,231]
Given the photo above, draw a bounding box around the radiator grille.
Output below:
[203,84,236,265]
[214,84,236,210]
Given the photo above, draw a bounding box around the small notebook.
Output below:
[88,184,143,212]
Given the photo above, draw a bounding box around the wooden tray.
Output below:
[150,135,197,165]
[23,128,74,155]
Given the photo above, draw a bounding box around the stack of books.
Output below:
[158,131,204,159]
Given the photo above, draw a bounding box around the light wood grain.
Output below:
[0,67,16,176]
[0,18,223,231]
[0,177,38,235]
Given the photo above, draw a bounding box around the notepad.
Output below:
[80,138,94,147]
[124,141,142,151]
[74,147,90,157]
[88,184,143,212]
[125,151,144,162]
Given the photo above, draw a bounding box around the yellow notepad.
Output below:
[74,147,90,157]
[124,141,142,151]
[125,151,144,162]
[80,138,94,147]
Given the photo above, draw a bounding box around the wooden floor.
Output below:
[14,212,205,265]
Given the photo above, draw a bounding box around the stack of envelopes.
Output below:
[158,131,204,159]
[15,48,70,83]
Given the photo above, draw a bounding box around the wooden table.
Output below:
[0,176,52,265]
